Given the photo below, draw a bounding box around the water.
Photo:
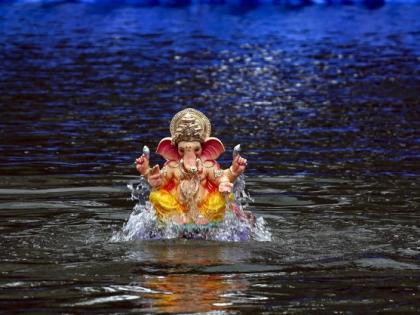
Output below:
[0,1,419,314]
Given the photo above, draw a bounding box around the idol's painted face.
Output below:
[177,141,202,171]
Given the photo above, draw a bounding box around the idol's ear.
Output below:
[156,137,180,161]
[201,137,225,161]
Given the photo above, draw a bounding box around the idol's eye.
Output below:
[179,148,184,153]
[194,147,199,152]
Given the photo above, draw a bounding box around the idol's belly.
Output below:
[173,183,212,206]
[151,180,227,223]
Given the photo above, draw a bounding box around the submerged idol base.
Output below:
[112,175,271,241]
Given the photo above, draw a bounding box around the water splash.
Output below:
[111,176,271,242]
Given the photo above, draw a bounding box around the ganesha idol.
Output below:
[135,108,250,226]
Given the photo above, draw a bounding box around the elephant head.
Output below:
[155,108,225,173]
[157,137,224,173]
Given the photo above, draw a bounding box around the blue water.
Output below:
[0,1,419,314]
[2,0,420,5]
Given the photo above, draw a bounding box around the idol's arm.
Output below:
[135,154,173,189]
[135,154,151,177]
[224,154,248,182]
[205,162,233,193]
[147,164,174,189]
[205,154,247,193]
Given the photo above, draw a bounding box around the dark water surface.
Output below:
[1,1,420,314]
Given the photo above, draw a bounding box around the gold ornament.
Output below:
[170,108,211,144]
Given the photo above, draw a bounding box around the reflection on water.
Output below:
[142,274,249,313]
[0,1,419,314]
[72,241,252,312]
[133,242,249,313]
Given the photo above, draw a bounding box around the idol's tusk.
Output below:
[233,144,241,158]
[143,145,150,159]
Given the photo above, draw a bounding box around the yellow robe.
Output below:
[149,188,230,223]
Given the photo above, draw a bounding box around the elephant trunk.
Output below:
[182,152,202,174]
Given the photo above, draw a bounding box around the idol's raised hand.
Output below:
[135,145,150,176]
[148,164,162,188]
[231,144,247,176]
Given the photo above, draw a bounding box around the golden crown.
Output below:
[170,108,211,144]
